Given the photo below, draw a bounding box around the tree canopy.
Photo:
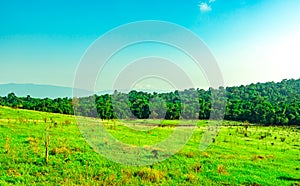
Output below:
[0,78,299,125]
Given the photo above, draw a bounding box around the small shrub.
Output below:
[217,165,228,174]
[74,147,81,152]
[212,138,216,143]
[252,155,265,161]
[65,120,71,125]
[186,151,195,158]
[193,163,202,173]
[104,138,109,145]
[259,135,266,140]
[152,149,158,158]
[280,137,286,142]
[244,122,249,131]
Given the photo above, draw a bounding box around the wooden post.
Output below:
[45,129,50,163]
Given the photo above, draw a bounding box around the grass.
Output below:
[0,106,299,185]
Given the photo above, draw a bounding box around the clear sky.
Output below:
[1,0,299,89]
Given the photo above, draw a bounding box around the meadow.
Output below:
[0,106,299,185]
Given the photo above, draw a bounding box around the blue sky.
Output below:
[0,0,299,89]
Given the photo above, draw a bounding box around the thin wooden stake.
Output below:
[45,129,50,163]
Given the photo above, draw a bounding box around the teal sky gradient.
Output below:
[0,0,299,88]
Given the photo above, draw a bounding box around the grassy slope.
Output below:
[0,106,299,185]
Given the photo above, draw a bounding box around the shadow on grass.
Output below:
[277,176,300,181]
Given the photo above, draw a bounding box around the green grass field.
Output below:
[0,106,299,185]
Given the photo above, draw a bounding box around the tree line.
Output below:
[0,78,299,125]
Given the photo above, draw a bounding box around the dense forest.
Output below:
[0,78,299,125]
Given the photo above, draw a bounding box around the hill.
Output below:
[0,83,92,98]
[0,106,299,185]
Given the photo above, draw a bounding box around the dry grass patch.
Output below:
[186,173,198,183]
[119,169,133,184]
[217,165,228,175]
[27,137,38,143]
[50,147,72,155]
[135,167,165,183]
[5,137,10,153]
[7,168,21,177]
[27,137,40,153]
[201,152,210,157]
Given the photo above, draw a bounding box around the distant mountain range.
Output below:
[0,83,93,98]
[0,83,176,99]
